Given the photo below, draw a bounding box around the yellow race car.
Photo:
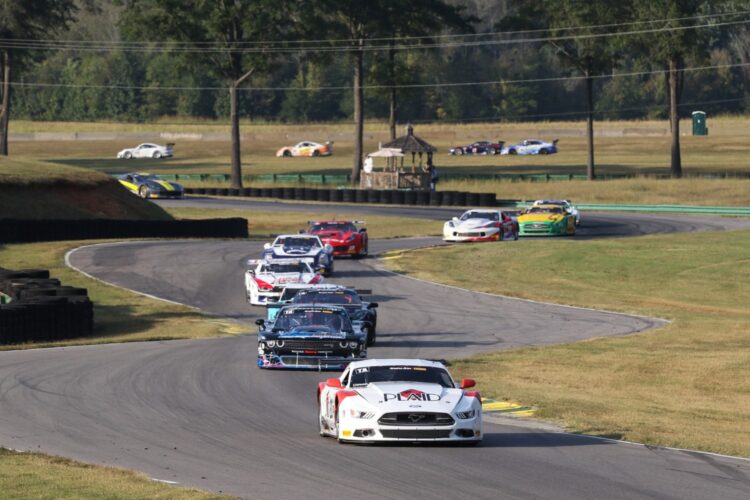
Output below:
[518,204,576,236]
[117,172,184,199]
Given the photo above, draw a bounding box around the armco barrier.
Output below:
[0,267,94,344]
[0,218,248,244]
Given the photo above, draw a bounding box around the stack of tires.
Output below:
[0,267,94,344]
[183,187,498,207]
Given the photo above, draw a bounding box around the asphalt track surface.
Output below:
[2,211,750,498]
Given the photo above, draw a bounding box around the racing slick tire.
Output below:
[508,148,517,155]
[153,151,162,159]
[312,150,320,157]
[123,151,132,159]
[488,148,497,155]
[138,185,150,199]
[540,148,550,155]
[283,149,292,157]
[363,324,376,346]
[455,149,463,155]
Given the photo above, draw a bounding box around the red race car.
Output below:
[306,220,368,258]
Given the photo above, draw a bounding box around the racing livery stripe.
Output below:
[118,180,139,194]
[156,180,175,191]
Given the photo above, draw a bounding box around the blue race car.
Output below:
[255,305,367,369]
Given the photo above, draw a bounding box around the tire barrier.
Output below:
[0,267,94,344]
[183,186,501,209]
[0,218,249,244]
[228,188,240,197]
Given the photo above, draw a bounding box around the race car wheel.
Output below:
[540,148,549,155]
[123,151,132,159]
[283,150,292,157]
[153,151,162,159]
[488,148,497,155]
[508,149,517,155]
[312,150,320,157]
[138,185,150,199]
[455,149,463,155]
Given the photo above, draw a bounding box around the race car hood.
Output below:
[257,272,313,286]
[313,230,354,242]
[451,218,496,230]
[273,245,319,256]
[518,213,565,223]
[353,382,464,413]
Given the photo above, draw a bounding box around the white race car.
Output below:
[318,358,483,444]
[116,143,174,159]
[443,209,519,242]
[532,199,581,226]
[263,234,334,276]
[501,139,558,155]
[245,258,322,305]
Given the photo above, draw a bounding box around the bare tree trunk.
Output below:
[585,69,595,180]
[352,42,364,184]
[388,44,396,141]
[668,57,682,178]
[229,81,243,188]
[0,50,11,156]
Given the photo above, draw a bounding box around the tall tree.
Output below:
[121,0,296,188]
[631,1,716,178]
[0,0,77,155]
[505,0,626,180]
[375,0,474,140]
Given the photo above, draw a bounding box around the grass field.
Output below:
[164,207,441,238]
[0,449,225,499]
[9,116,750,179]
[385,230,750,457]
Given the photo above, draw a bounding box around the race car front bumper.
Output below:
[518,223,566,236]
[338,415,482,443]
[443,228,500,242]
[257,351,366,370]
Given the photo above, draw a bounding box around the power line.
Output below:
[11,61,750,92]
[0,18,746,54]
[1,9,747,48]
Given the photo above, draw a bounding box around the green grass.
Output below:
[0,448,226,499]
[164,207,441,238]
[385,230,750,457]
[0,241,236,350]
[0,156,109,186]
[10,116,750,179]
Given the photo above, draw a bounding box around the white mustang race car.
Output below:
[116,143,174,159]
[532,199,581,226]
[318,359,483,444]
[443,209,519,242]
[263,234,334,276]
[245,258,322,305]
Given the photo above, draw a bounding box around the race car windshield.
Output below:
[461,211,498,221]
[293,290,361,305]
[134,175,161,182]
[350,366,454,388]
[527,206,562,214]
[273,309,352,333]
[276,237,320,249]
[310,222,357,233]
[262,263,307,273]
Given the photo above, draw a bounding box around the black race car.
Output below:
[255,305,367,370]
[449,140,505,156]
[289,288,378,346]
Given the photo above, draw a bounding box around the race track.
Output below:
[2,212,750,499]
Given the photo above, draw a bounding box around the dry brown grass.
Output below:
[386,230,750,456]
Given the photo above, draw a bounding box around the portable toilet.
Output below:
[692,111,708,136]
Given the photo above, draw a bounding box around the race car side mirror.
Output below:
[367,303,378,308]
[460,378,476,389]
[324,244,333,252]
[263,243,271,250]
[359,228,367,233]
[255,319,265,327]
[326,378,343,389]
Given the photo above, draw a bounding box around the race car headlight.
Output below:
[348,341,359,348]
[348,408,375,419]
[446,221,454,228]
[346,235,356,242]
[456,410,476,419]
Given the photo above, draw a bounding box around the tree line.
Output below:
[2,0,748,183]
